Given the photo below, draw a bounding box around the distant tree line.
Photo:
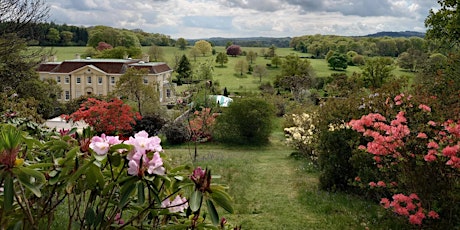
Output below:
[187,37,291,48]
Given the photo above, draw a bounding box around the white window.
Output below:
[87,76,92,84]
[143,78,148,84]
[110,76,115,85]
[76,77,81,84]
[56,76,61,83]
[65,91,70,101]
[65,76,70,84]
[166,89,171,98]
[57,92,62,100]
[98,77,103,85]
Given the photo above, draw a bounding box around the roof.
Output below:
[37,58,172,75]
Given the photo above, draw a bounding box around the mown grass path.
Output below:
[168,133,404,229]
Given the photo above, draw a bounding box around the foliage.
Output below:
[87,26,141,48]
[214,97,274,145]
[226,45,242,57]
[349,93,459,228]
[396,48,427,72]
[176,54,193,83]
[16,78,62,119]
[327,53,348,70]
[234,60,248,76]
[113,68,160,116]
[96,41,112,51]
[148,44,164,62]
[175,37,188,50]
[0,91,43,124]
[162,121,191,145]
[0,125,234,229]
[64,98,141,136]
[215,52,228,67]
[194,40,212,57]
[188,108,218,143]
[246,50,257,64]
[252,64,268,82]
[425,0,460,48]
[284,113,318,161]
[361,57,395,88]
[95,46,142,59]
[133,114,167,136]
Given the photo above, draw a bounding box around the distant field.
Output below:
[33,46,414,94]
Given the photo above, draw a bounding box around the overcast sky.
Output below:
[46,0,439,39]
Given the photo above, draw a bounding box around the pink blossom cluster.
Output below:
[380,193,439,225]
[161,195,188,213]
[349,111,410,160]
[89,131,165,176]
[424,120,460,168]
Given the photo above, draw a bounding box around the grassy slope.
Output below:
[165,126,405,229]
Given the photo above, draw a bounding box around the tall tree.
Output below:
[175,37,188,50]
[253,65,267,82]
[189,47,200,61]
[226,45,242,57]
[114,68,159,116]
[215,52,228,67]
[194,40,212,56]
[425,0,460,47]
[148,45,164,62]
[361,57,395,88]
[246,50,257,64]
[234,60,248,76]
[328,53,348,70]
[176,54,192,83]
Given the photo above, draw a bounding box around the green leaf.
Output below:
[65,159,95,193]
[89,163,105,189]
[109,154,122,167]
[3,174,14,212]
[27,163,54,169]
[210,189,234,214]
[13,167,46,197]
[190,190,203,212]
[85,206,96,227]
[119,178,137,208]
[137,181,145,205]
[206,199,219,226]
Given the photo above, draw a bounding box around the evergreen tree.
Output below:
[176,55,192,83]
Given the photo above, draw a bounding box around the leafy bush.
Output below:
[162,121,190,145]
[284,113,318,161]
[133,114,167,136]
[214,97,274,145]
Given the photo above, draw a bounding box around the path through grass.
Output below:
[167,132,405,230]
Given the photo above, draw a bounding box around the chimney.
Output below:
[75,54,81,59]
[142,54,150,63]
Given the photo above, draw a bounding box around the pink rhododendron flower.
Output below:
[377,181,386,187]
[147,152,165,175]
[424,154,437,162]
[89,134,122,156]
[127,160,140,176]
[427,141,439,149]
[369,182,377,187]
[124,131,166,177]
[161,195,188,213]
[428,211,439,219]
[417,132,427,139]
[418,104,431,112]
[442,145,459,157]
[428,121,437,126]
[380,198,390,208]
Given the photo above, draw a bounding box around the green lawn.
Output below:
[164,128,406,229]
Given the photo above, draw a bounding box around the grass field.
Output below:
[37,46,414,95]
[164,124,407,229]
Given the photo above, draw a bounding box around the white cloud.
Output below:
[46,0,440,39]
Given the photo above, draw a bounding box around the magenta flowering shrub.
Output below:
[0,126,234,229]
[349,93,460,228]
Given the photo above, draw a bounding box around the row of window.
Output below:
[56,76,150,85]
[56,76,117,85]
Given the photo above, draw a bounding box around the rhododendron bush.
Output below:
[284,112,318,160]
[349,93,459,227]
[0,124,234,229]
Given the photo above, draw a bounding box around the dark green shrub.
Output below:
[214,97,274,145]
[133,114,167,136]
[162,121,190,145]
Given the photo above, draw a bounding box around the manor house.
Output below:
[37,55,174,103]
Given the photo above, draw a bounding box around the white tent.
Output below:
[211,95,233,107]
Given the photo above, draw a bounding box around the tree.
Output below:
[281,54,314,77]
[253,65,267,82]
[194,40,212,56]
[114,68,159,116]
[96,42,113,51]
[226,45,242,57]
[268,45,276,57]
[175,37,188,50]
[397,48,427,72]
[246,50,257,64]
[425,0,460,47]
[361,57,395,88]
[60,31,73,45]
[234,60,248,76]
[46,28,60,44]
[215,52,228,67]
[176,54,192,83]
[214,97,275,145]
[65,98,140,136]
[189,47,200,61]
[327,53,348,70]
[148,45,164,62]
[271,55,281,68]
